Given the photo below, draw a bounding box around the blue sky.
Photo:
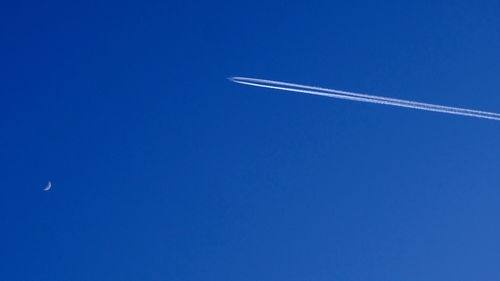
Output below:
[1,1,499,280]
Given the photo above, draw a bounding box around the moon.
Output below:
[44,181,51,191]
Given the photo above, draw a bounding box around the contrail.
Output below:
[229,77,500,121]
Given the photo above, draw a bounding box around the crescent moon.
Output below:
[44,181,51,191]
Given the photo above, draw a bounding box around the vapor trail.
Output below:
[229,77,500,121]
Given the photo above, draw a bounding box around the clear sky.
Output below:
[1,1,500,280]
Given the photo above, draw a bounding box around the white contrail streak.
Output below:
[229,77,500,121]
